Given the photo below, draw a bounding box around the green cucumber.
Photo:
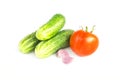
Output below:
[36,14,65,40]
[35,29,74,58]
[19,31,40,54]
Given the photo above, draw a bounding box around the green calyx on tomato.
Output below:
[70,26,99,57]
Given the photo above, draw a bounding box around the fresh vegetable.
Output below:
[70,26,99,57]
[57,49,73,64]
[62,57,73,64]
[36,14,65,40]
[35,29,74,58]
[19,31,40,54]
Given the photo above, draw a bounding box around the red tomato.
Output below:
[70,27,99,57]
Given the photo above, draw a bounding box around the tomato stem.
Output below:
[80,26,83,30]
[91,25,96,33]
[86,26,88,32]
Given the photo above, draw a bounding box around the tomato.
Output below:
[70,27,99,57]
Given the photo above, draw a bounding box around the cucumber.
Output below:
[36,14,65,40]
[35,29,74,58]
[19,31,40,54]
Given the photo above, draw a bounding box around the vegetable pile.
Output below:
[18,13,99,64]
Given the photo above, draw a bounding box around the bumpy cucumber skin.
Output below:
[35,29,74,58]
[36,14,65,40]
[19,32,40,54]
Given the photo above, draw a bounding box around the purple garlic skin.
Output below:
[57,49,73,64]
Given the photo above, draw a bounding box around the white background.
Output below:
[0,0,120,80]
